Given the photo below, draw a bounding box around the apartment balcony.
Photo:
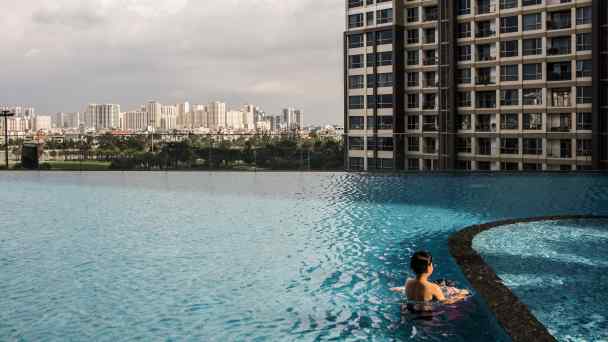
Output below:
[423,123,438,132]
[423,58,438,66]
[547,47,571,56]
[477,3,497,15]
[501,147,519,155]
[422,103,437,110]
[476,76,496,85]
[548,73,572,81]
[423,80,438,88]
[476,29,496,38]
[547,19,571,31]
[423,146,438,154]
[547,0,573,5]
[477,54,497,62]
[475,124,496,132]
[548,149,572,159]
[550,125,571,132]
[477,145,492,155]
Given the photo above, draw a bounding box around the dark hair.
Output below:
[410,251,432,275]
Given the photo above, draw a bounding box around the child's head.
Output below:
[410,251,433,277]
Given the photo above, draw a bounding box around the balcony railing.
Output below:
[476,29,496,38]
[477,54,497,61]
[547,19,571,30]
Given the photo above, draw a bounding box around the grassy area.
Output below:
[45,161,112,171]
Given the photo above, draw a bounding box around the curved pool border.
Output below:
[448,215,608,342]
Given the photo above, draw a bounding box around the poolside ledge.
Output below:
[449,215,608,342]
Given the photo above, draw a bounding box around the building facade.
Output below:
[85,104,121,130]
[345,0,608,171]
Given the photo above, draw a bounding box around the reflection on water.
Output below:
[1,172,607,341]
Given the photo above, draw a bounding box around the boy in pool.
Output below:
[390,251,469,310]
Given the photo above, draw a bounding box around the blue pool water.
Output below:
[474,219,608,342]
[1,172,608,341]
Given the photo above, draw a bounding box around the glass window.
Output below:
[376,9,393,25]
[523,113,543,129]
[576,7,592,25]
[349,96,364,109]
[501,40,518,57]
[523,13,541,31]
[348,34,364,49]
[501,113,519,130]
[577,87,592,104]
[348,75,364,89]
[523,63,542,80]
[577,33,592,51]
[523,38,542,55]
[522,89,543,105]
[348,14,364,29]
[576,60,592,78]
[501,64,519,81]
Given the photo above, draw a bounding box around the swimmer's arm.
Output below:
[389,287,405,294]
[430,283,446,301]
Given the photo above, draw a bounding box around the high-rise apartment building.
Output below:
[345,0,608,171]
[282,107,304,131]
[123,110,148,131]
[208,101,227,130]
[85,104,121,130]
[145,101,162,129]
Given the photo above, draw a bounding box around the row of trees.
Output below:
[42,133,345,171]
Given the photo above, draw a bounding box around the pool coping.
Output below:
[448,215,608,342]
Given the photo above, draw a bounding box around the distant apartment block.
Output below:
[345,0,608,171]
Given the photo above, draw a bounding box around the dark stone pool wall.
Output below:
[448,215,608,342]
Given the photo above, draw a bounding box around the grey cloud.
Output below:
[1,0,345,125]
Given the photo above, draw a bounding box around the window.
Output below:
[407,93,419,108]
[376,30,393,45]
[458,114,472,130]
[407,29,419,44]
[548,10,572,30]
[349,0,363,8]
[500,0,518,9]
[458,0,471,15]
[523,38,542,56]
[423,94,436,109]
[522,0,541,5]
[407,115,420,130]
[348,34,364,49]
[349,55,364,69]
[367,116,375,129]
[349,157,364,170]
[477,137,492,154]
[501,89,519,106]
[501,40,518,57]
[376,73,393,87]
[457,23,471,38]
[458,91,472,107]
[476,67,495,84]
[523,138,543,155]
[407,50,419,65]
[457,45,471,61]
[576,7,592,25]
[349,116,364,130]
[456,137,472,153]
[501,138,519,155]
[501,113,518,130]
[375,52,392,66]
[523,113,543,130]
[348,14,364,29]
[577,112,592,130]
[523,63,542,80]
[408,136,420,152]
[407,72,418,87]
[407,7,419,23]
[500,16,518,33]
[550,88,571,107]
[548,36,571,55]
[424,6,438,21]
[457,68,471,84]
[523,13,541,31]
[523,89,543,105]
[349,138,364,150]
[577,87,592,104]
[476,91,496,108]
[349,75,364,89]
[377,9,393,24]
[349,96,364,109]
[377,116,393,129]
[377,95,393,108]
[577,139,592,157]
[547,62,572,81]
[476,20,495,38]
[501,65,518,81]
[523,163,542,171]
[423,137,437,153]
[576,60,592,78]
[577,33,592,51]
[366,12,374,26]
[424,28,436,44]
[456,160,472,171]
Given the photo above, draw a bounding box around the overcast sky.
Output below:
[1,0,345,125]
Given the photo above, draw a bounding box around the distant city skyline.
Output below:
[0,1,345,126]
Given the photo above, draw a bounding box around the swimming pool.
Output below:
[1,172,607,341]
[473,219,608,342]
